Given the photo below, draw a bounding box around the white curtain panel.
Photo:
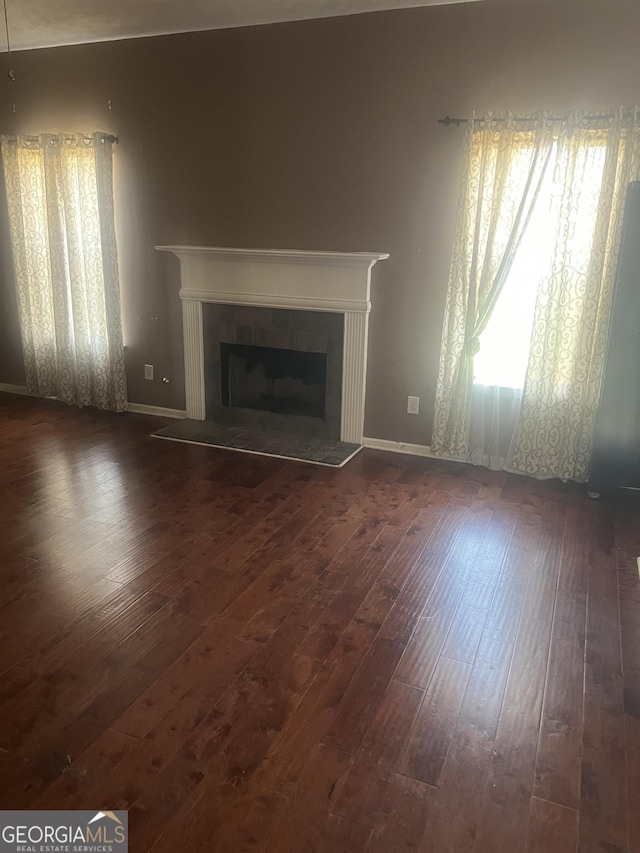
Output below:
[1,133,127,412]
[508,109,640,481]
[431,113,554,459]
[432,109,640,481]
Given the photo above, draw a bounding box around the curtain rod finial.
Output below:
[439,116,466,127]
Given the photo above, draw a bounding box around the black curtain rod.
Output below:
[100,133,118,144]
[438,113,625,127]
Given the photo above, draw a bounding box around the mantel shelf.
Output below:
[156,245,389,269]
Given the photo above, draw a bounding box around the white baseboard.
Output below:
[126,402,187,419]
[363,437,433,457]
[363,436,470,466]
[0,383,32,396]
[0,385,187,420]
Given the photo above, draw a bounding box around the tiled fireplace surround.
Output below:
[203,304,344,439]
[156,246,389,445]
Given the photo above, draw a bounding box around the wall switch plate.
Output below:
[144,364,154,381]
[407,395,420,414]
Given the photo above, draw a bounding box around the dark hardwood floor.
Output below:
[1,391,638,852]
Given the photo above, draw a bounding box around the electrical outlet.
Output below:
[407,395,420,414]
[144,364,154,381]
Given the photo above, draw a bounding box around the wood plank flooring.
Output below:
[1,391,639,852]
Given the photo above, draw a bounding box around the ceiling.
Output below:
[2,0,485,53]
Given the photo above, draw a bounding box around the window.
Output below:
[473,137,608,390]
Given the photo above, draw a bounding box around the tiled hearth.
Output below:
[153,421,361,466]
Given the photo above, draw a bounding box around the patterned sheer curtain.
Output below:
[432,108,640,481]
[430,114,553,458]
[1,133,127,412]
[508,110,640,480]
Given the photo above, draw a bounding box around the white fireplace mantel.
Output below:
[156,245,389,444]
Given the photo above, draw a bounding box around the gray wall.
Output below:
[1,0,639,442]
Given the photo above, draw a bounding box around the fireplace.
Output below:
[156,246,389,444]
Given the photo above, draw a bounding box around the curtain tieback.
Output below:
[464,336,481,357]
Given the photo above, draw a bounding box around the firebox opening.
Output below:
[220,343,327,420]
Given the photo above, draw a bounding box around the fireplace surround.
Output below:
[203,303,344,439]
[156,246,389,444]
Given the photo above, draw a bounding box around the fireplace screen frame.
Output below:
[220,342,328,421]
